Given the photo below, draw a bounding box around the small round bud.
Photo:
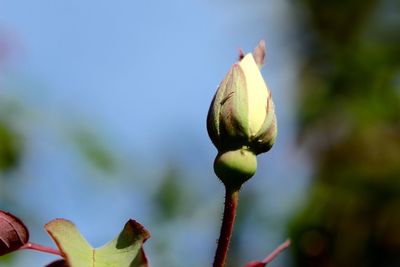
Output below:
[214,148,257,189]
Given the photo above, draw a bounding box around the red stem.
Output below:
[20,242,62,256]
[213,187,239,267]
[261,239,291,264]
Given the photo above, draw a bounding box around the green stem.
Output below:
[213,187,239,267]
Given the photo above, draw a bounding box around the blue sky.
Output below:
[0,1,309,266]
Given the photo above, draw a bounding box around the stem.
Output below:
[20,242,62,256]
[213,187,239,267]
[261,239,291,265]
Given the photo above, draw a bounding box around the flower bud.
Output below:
[207,42,277,188]
[207,50,277,155]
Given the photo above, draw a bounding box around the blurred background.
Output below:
[0,0,399,267]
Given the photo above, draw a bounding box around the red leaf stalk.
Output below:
[20,242,62,256]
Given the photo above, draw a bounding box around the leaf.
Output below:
[242,240,290,267]
[45,219,150,267]
[0,210,29,256]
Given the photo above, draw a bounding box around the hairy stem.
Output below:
[213,187,239,267]
[20,242,62,256]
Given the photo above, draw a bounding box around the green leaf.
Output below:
[45,219,150,267]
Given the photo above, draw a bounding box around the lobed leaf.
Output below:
[45,219,150,267]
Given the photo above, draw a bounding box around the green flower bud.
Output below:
[207,51,277,155]
[207,42,277,188]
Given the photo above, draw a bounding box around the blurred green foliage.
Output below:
[72,128,117,174]
[0,122,21,173]
[153,166,186,221]
[289,0,400,266]
[0,108,21,265]
[0,253,15,265]
[0,99,23,175]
